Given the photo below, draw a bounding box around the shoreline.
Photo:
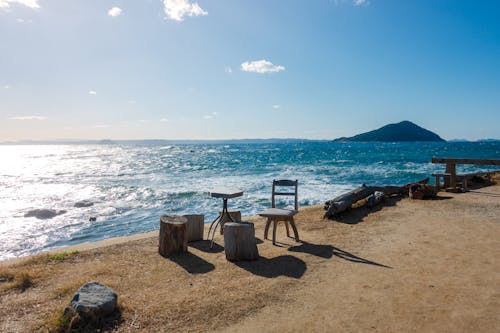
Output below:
[1,184,499,332]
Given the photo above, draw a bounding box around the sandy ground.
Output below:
[1,181,499,332]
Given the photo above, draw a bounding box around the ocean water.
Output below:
[1,141,499,260]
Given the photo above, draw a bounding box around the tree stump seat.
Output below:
[223,222,259,261]
[159,215,188,257]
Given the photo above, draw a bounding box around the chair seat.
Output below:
[259,208,297,218]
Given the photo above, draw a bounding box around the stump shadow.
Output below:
[167,252,215,274]
[234,255,306,279]
[188,240,224,253]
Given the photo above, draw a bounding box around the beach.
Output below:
[1,178,499,332]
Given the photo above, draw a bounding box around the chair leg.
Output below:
[272,220,278,245]
[264,218,271,240]
[285,221,291,237]
[289,217,299,242]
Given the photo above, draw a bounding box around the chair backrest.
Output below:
[271,179,298,211]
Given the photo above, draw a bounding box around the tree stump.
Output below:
[183,214,204,242]
[159,215,188,257]
[223,222,259,261]
[219,210,241,235]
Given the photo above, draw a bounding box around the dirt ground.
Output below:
[1,181,499,332]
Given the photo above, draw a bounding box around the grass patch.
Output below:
[47,250,80,262]
[0,270,33,292]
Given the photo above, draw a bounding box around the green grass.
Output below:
[47,250,79,261]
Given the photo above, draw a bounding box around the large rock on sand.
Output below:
[68,281,118,321]
[24,209,66,219]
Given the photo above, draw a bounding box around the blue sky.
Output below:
[1,0,499,141]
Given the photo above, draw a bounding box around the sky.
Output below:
[1,0,499,141]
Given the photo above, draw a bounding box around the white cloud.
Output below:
[4,85,10,89]
[203,112,218,119]
[241,60,285,74]
[272,104,281,109]
[92,124,110,129]
[225,66,233,74]
[108,7,122,17]
[88,90,97,95]
[0,0,40,10]
[128,100,137,104]
[160,118,169,122]
[353,0,369,6]
[9,115,47,120]
[163,0,207,22]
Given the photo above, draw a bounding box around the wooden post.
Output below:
[445,162,457,188]
[159,215,188,257]
[183,214,204,242]
[223,222,259,261]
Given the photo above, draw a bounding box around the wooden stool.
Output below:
[159,215,188,257]
[183,214,204,242]
[223,222,259,261]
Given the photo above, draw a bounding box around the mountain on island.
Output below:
[334,121,445,142]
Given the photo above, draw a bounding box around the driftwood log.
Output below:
[159,215,188,257]
[223,222,259,261]
[324,178,429,219]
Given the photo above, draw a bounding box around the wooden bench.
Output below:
[431,158,500,191]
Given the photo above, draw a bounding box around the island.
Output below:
[334,120,445,142]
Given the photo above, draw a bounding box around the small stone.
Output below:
[70,281,117,321]
[74,200,94,208]
[89,217,97,222]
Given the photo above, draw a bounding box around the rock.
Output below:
[24,209,66,219]
[89,217,97,222]
[69,281,117,321]
[74,200,94,208]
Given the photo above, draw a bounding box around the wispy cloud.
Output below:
[353,0,369,6]
[92,124,110,129]
[225,66,233,74]
[160,118,169,122]
[4,85,10,89]
[203,112,218,119]
[9,115,47,120]
[88,90,97,95]
[241,60,285,74]
[108,7,122,17]
[0,0,40,10]
[163,0,207,21]
[16,18,32,23]
[127,100,137,104]
[272,104,281,110]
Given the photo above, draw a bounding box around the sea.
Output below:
[1,141,499,260]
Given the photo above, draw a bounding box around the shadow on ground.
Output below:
[167,252,215,274]
[235,255,306,279]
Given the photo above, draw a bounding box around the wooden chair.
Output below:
[258,179,300,245]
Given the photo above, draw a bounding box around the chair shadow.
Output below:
[332,246,392,268]
[234,255,306,279]
[288,241,333,259]
[288,241,391,268]
[188,240,224,253]
[167,252,215,274]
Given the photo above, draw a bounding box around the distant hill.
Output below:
[334,121,445,142]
